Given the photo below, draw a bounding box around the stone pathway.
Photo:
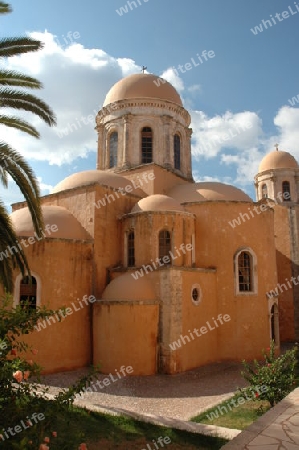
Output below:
[222,388,299,449]
[39,361,299,448]
[40,361,246,421]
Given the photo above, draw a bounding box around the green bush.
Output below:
[0,293,99,449]
[241,341,298,407]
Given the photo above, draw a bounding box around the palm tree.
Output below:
[0,1,56,292]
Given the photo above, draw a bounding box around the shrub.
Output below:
[0,293,99,449]
[241,340,298,407]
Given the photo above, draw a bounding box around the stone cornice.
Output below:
[96,98,190,123]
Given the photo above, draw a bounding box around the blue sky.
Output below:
[1,0,299,207]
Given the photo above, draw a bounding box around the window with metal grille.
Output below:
[20,276,37,309]
[174,134,181,170]
[282,181,291,201]
[127,231,135,267]
[109,132,118,168]
[159,230,171,262]
[141,127,153,163]
[261,184,268,198]
[238,252,252,292]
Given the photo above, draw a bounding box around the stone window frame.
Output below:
[13,272,41,309]
[234,247,258,295]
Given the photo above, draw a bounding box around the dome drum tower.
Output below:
[96,74,193,182]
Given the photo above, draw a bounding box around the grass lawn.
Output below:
[26,403,228,449]
[190,394,270,431]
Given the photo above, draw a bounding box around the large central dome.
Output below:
[103,73,183,107]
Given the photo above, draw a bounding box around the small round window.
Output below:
[192,288,199,301]
[191,284,202,305]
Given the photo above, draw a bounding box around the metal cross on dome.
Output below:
[275,143,279,151]
[141,66,147,73]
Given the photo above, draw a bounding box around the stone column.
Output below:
[185,127,193,179]
[96,125,104,170]
[161,115,172,169]
[122,114,132,169]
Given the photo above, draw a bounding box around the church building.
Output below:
[7,73,296,375]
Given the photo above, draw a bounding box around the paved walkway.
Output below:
[222,388,299,449]
[40,361,299,447]
[40,361,246,421]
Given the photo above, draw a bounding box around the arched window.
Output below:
[238,251,253,292]
[159,230,171,262]
[109,132,118,168]
[127,231,135,267]
[141,127,153,164]
[261,184,268,198]
[20,276,37,309]
[282,181,291,201]
[174,134,181,170]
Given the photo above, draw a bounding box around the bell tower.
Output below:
[254,146,299,203]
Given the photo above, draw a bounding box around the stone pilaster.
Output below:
[96,125,104,170]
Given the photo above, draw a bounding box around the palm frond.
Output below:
[0,142,44,236]
[0,2,11,15]
[0,200,30,292]
[0,70,42,89]
[0,88,56,126]
[0,165,8,187]
[0,115,39,138]
[0,37,43,58]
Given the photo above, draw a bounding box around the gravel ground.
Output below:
[39,361,247,421]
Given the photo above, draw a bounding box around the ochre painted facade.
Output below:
[5,73,297,375]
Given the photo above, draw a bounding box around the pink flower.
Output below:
[79,444,87,450]
[39,445,49,450]
[10,349,17,356]
[52,431,57,437]
[23,371,30,380]
[255,393,259,398]
[13,370,23,383]
[266,347,270,351]
[31,349,38,355]
[44,437,50,443]
[27,359,34,366]
[267,363,271,367]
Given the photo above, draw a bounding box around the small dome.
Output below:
[167,182,252,203]
[131,194,185,213]
[10,206,91,240]
[258,150,298,172]
[102,273,156,301]
[103,73,183,107]
[52,170,145,196]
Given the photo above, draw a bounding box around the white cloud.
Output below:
[273,106,299,158]
[0,31,140,166]
[160,67,185,92]
[190,110,263,159]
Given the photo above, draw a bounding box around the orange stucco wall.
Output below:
[185,201,276,359]
[93,303,159,375]
[9,239,93,373]
[273,205,295,341]
[122,164,191,196]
